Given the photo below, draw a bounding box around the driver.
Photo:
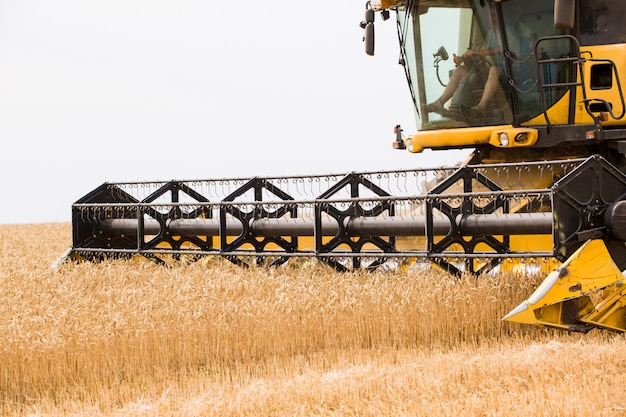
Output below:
[426,7,504,119]
[426,52,475,114]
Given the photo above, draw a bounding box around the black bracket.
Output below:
[426,166,509,276]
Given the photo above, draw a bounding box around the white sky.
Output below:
[0,1,468,224]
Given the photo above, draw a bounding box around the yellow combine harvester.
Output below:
[67,0,626,333]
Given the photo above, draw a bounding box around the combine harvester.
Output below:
[66,0,626,333]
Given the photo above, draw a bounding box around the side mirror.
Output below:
[361,2,375,56]
[365,23,375,56]
[554,0,575,30]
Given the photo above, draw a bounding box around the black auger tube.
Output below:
[100,212,552,237]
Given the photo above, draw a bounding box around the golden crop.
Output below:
[0,223,624,416]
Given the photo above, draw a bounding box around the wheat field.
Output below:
[0,223,625,416]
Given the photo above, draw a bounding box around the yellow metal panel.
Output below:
[523,91,572,126]
[406,125,539,153]
[575,44,626,127]
[406,125,510,153]
[580,285,626,332]
[504,239,626,331]
[372,0,402,10]
[524,44,626,128]
[509,235,552,252]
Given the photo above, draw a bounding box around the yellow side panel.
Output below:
[575,44,626,127]
[525,44,626,128]
[523,91,572,126]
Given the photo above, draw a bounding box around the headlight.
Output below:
[499,132,509,147]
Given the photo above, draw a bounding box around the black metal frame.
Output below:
[552,155,626,260]
[220,178,297,267]
[71,157,626,274]
[426,166,509,275]
[314,173,396,272]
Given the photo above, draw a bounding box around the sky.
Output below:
[0,1,469,224]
